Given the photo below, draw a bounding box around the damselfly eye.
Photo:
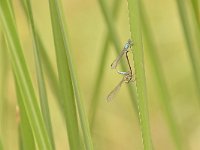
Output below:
[124,43,129,49]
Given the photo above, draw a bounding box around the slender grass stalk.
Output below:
[48,0,93,149]
[0,31,2,133]
[0,31,4,143]
[19,0,63,115]
[0,139,2,150]
[0,0,52,149]
[176,0,200,103]
[191,0,200,25]
[22,0,55,149]
[190,3,200,52]
[18,128,24,150]
[98,0,138,116]
[38,39,60,102]
[0,32,9,150]
[139,2,183,150]
[14,77,36,150]
[127,0,153,149]
[89,0,122,130]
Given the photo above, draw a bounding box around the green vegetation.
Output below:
[127,0,152,149]
[0,0,199,150]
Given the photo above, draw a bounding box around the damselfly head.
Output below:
[124,39,133,49]
[127,39,133,47]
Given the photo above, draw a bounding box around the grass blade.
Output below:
[191,0,200,25]
[127,0,153,149]
[98,0,138,117]
[89,0,122,130]
[48,0,93,149]
[176,0,200,103]
[0,32,9,150]
[15,78,36,150]
[18,128,24,150]
[139,2,183,149]
[0,1,52,149]
[22,0,55,148]
[0,139,2,150]
[19,0,64,116]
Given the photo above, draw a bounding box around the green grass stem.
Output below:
[89,0,122,130]
[18,127,24,150]
[139,2,183,149]
[191,0,200,25]
[15,77,36,150]
[22,0,55,148]
[176,0,200,103]
[48,0,93,149]
[0,33,9,150]
[0,139,2,150]
[20,0,64,116]
[127,0,153,149]
[0,1,52,149]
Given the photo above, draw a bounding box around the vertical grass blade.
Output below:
[19,0,63,115]
[48,0,93,149]
[98,0,138,115]
[139,2,183,149]
[18,128,24,150]
[0,1,52,149]
[0,139,2,150]
[22,0,55,149]
[15,78,36,150]
[191,0,200,25]
[127,0,153,149]
[89,0,122,130]
[0,32,9,150]
[176,0,200,102]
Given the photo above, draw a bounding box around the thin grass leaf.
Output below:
[139,2,184,150]
[189,3,200,52]
[98,0,138,117]
[191,0,200,25]
[18,128,24,150]
[127,0,153,149]
[0,31,9,150]
[15,77,36,150]
[1,30,35,150]
[176,0,200,103]
[48,0,93,149]
[22,0,55,148]
[0,139,3,150]
[38,39,60,102]
[19,0,63,116]
[89,0,122,130]
[0,31,5,140]
[0,1,52,149]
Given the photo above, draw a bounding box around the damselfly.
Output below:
[107,71,134,102]
[111,39,133,69]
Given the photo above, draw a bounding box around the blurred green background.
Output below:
[0,0,200,150]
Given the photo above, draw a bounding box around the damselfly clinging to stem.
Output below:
[107,39,134,102]
[111,39,133,81]
[111,39,133,69]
